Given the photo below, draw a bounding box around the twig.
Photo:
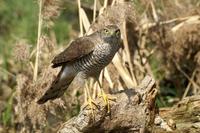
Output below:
[65,0,101,11]
[172,59,200,89]
[122,21,138,86]
[150,1,159,22]
[182,69,197,99]
[171,15,200,32]
[33,0,43,81]
[0,67,16,78]
[136,26,148,67]
[80,8,91,32]
[30,48,36,58]
[77,0,83,36]
[112,53,135,88]
[139,15,200,30]
[137,23,158,88]
[103,0,108,8]
[99,0,108,15]
[111,0,116,6]
[104,67,114,88]
[29,61,34,73]
[93,0,97,22]
[143,46,158,65]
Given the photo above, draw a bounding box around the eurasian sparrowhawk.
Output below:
[37,25,121,107]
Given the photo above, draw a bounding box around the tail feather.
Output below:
[37,65,76,104]
[37,79,73,104]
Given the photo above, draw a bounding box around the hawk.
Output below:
[37,25,121,111]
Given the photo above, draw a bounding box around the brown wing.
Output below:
[52,36,96,68]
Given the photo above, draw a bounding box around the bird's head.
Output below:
[99,25,121,41]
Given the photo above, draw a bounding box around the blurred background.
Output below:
[0,0,200,132]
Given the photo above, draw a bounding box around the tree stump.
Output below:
[58,75,158,133]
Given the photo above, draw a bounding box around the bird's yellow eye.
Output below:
[104,29,109,34]
[115,30,120,36]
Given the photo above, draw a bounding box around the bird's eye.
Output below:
[104,29,109,33]
[115,30,120,36]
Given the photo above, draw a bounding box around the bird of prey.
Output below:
[37,25,121,111]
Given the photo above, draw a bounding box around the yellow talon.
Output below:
[96,79,116,113]
[98,89,116,113]
[84,81,97,119]
[87,96,96,118]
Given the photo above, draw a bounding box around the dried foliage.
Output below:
[14,66,83,132]
[147,1,200,97]
[39,35,56,62]
[13,34,84,132]
[42,0,63,27]
[2,0,200,132]
[13,40,30,62]
[12,1,140,132]
[91,2,138,30]
[15,72,53,132]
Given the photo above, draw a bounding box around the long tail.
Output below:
[37,65,76,104]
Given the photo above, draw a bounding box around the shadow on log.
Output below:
[58,75,158,133]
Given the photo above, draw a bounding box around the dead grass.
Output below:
[13,40,30,62]
[1,0,200,132]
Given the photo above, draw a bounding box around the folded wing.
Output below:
[52,36,96,68]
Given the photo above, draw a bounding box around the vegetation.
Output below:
[0,0,200,132]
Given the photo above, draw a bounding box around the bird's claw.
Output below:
[82,97,98,120]
[98,90,116,113]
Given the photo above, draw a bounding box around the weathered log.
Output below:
[154,96,200,133]
[58,75,158,133]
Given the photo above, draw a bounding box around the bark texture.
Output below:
[58,75,158,133]
[154,96,200,133]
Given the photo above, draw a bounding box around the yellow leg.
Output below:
[97,80,116,113]
[85,82,97,118]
